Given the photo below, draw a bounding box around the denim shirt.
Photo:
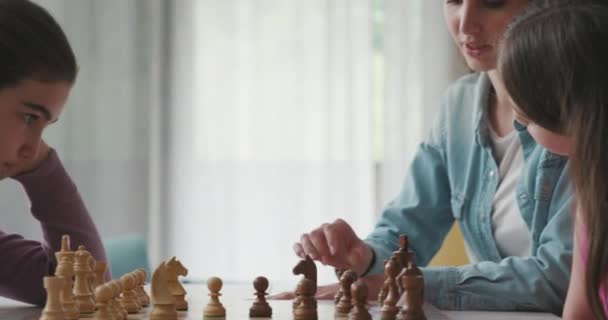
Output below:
[365,73,573,314]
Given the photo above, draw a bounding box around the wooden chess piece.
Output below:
[349,280,371,320]
[203,276,226,317]
[119,273,141,313]
[136,268,151,307]
[54,236,79,320]
[150,262,179,320]
[334,268,346,304]
[39,276,65,320]
[377,259,390,305]
[73,245,95,314]
[292,256,317,311]
[392,235,409,277]
[397,235,409,266]
[397,259,426,320]
[92,260,108,291]
[93,284,114,320]
[294,278,317,320]
[249,276,272,317]
[103,281,120,320]
[109,280,128,320]
[380,258,400,320]
[166,256,189,311]
[335,269,358,317]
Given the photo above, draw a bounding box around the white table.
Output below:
[0,283,560,319]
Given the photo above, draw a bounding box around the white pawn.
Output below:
[119,273,141,313]
[135,268,151,307]
[94,284,114,320]
[203,277,226,317]
[109,280,128,320]
[39,276,65,320]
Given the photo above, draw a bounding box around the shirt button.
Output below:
[489,170,495,177]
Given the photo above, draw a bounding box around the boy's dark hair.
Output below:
[500,3,608,319]
[0,0,77,88]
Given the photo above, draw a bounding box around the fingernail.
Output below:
[329,246,336,255]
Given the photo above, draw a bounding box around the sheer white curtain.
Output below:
[167,0,376,285]
[165,0,463,285]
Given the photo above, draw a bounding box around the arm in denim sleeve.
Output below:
[363,100,456,275]
[0,149,110,305]
[421,183,573,314]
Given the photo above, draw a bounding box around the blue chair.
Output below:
[104,234,151,281]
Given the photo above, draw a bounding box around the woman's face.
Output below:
[0,80,70,179]
[444,0,529,72]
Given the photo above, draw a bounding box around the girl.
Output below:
[283,0,573,313]
[500,2,608,319]
[0,0,109,305]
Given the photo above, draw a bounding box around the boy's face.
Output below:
[0,80,71,180]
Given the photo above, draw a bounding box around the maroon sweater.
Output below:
[0,149,109,305]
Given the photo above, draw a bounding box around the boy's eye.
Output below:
[485,0,506,8]
[23,114,39,125]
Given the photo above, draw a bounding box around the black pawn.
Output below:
[249,276,272,317]
[348,280,371,320]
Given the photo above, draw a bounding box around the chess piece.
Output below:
[109,280,128,320]
[377,259,390,305]
[335,269,358,317]
[395,238,411,295]
[94,284,114,320]
[166,256,189,310]
[73,245,95,314]
[39,276,65,320]
[294,278,317,320]
[150,262,179,320]
[249,276,272,317]
[119,273,141,313]
[136,268,151,307]
[203,277,226,317]
[380,258,400,320]
[397,235,409,268]
[292,256,317,311]
[334,268,346,304]
[54,237,79,320]
[397,259,426,320]
[349,280,371,320]
[92,260,108,290]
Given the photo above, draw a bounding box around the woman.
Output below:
[283,0,573,313]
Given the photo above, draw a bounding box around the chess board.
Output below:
[0,283,560,320]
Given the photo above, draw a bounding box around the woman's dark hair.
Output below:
[500,3,608,319]
[0,0,77,88]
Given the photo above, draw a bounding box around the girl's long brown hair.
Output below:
[500,3,608,319]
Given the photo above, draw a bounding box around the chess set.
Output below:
[39,234,425,320]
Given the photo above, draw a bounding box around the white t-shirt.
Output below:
[490,126,531,257]
[465,126,531,262]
